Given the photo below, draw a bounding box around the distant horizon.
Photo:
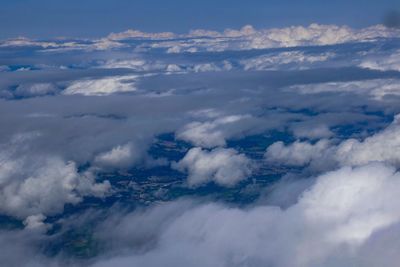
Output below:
[0,0,399,39]
[0,22,397,41]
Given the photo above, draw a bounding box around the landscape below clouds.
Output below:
[0,23,400,266]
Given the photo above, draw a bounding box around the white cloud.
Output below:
[0,134,110,220]
[92,163,400,267]
[176,115,251,148]
[2,24,399,54]
[94,143,141,169]
[100,59,167,72]
[14,83,59,98]
[91,38,126,50]
[0,156,110,220]
[266,115,400,169]
[286,79,400,101]
[360,49,400,72]
[246,24,380,48]
[23,214,49,232]
[243,24,399,49]
[265,139,333,166]
[240,51,334,71]
[172,147,253,187]
[166,64,183,73]
[94,141,167,170]
[0,37,125,52]
[192,63,222,72]
[299,163,400,245]
[337,115,400,166]
[63,75,137,96]
[133,24,400,53]
[0,37,59,48]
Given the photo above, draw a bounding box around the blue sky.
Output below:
[0,0,399,38]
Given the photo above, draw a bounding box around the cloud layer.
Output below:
[91,162,400,267]
[0,22,399,267]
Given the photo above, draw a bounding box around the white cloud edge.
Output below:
[1,24,399,52]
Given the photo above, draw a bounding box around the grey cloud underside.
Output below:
[0,24,400,266]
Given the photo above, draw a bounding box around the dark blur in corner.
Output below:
[384,10,400,28]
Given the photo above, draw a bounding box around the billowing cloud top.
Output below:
[1,24,399,53]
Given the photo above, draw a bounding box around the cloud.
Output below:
[90,38,126,50]
[176,115,252,148]
[0,228,55,267]
[286,79,400,101]
[0,82,60,99]
[63,75,137,96]
[240,51,334,71]
[93,142,146,170]
[2,24,399,55]
[100,59,165,71]
[107,29,176,40]
[0,133,110,220]
[292,124,334,139]
[337,115,400,166]
[90,162,400,267]
[14,83,59,98]
[360,50,400,72]
[265,139,333,167]
[134,24,400,53]
[0,21,400,266]
[266,114,400,170]
[172,147,253,187]
[0,37,125,52]
[23,214,50,232]
[0,37,59,48]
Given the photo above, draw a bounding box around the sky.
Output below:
[0,0,399,38]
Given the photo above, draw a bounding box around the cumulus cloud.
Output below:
[23,214,50,232]
[265,139,333,167]
[337,115,400,166]
[176,115,252,148]
[93,142,144,170]
[0,134,110,220]
[172,147,253,187]
[250,24,394,47]
[0,156,110,220]
[3,162,400,266]
[266,114,400,170]
[133,24,400,53]
[90,162,400,267]
[2,24,399,54]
